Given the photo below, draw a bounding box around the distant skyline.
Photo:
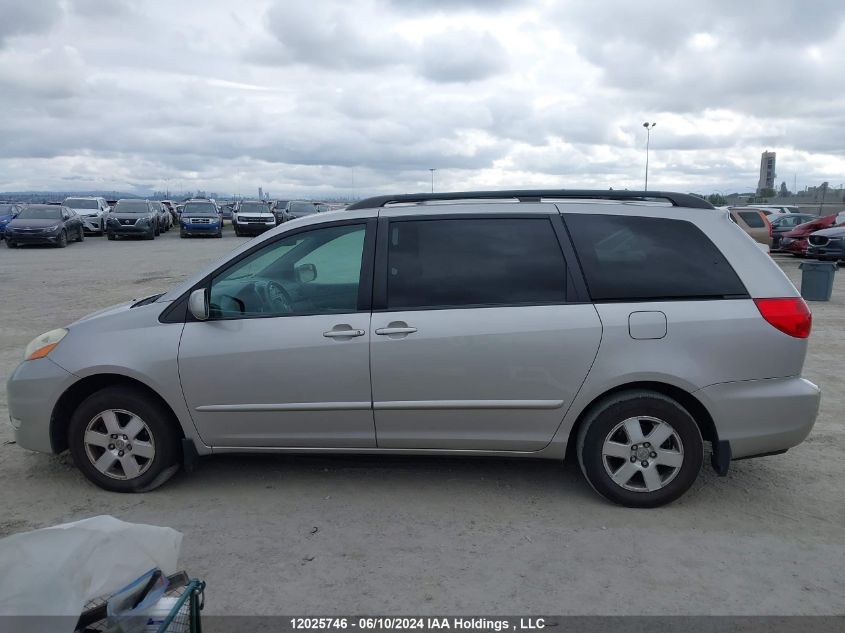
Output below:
[1,0,844,196]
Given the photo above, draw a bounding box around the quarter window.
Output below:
[738,211,766,228]
[565,214,747,301]
[386,218,567,310]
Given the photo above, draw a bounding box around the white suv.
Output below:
[232,200,276,237]
[63,197,110,235]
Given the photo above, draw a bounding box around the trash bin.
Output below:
[798,260,838,301]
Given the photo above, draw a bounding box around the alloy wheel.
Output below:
[601,416,684,493]
[83,409,156,480]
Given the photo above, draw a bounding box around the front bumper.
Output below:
[108,222,152,235]
[80,215,104,232]
[807,242,845,260]
[181,223,221,234]
[234,221,275,235]
[782,238,809,256]
[5,231,61,244]
[696,376,820,459]
[7,357,77,454]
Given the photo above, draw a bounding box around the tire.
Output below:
[5,239,15,248]
[145,227,156,240]
[77,227,85,242]
[180,231,187,238]
[576,390,703,508]
[67,385,182,493]
[107,232,116,241]
[216,229,223,238]
[57,230,67,248]
[154,223,160,236]
[233,226,240,237]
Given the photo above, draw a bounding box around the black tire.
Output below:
[57,230,67,248]
[67,385,182,493]
[216,229,223,238]
[180,230,187,238]
[576,390,703,508]
[154,223,160,236]
[145,227,156,240]
[233,226,240,237]
[77,227,85,242]
[5,239,16,248]
[107,232,116,241]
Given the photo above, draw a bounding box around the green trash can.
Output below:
[798,260,838,301]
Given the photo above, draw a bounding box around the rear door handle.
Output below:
[375,327,418,335]
[323,328,365,338]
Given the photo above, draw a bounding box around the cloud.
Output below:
[0,0,62,47]
[419,29,508,82]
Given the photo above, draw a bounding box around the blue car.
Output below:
[0,203,22,238]
[179,200,223,238]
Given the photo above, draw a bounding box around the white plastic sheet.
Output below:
[0,515,182,633]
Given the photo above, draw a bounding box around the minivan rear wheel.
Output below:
[576,391,703,508]
[68,385,181,492]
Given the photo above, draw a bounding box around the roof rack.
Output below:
[346,189,714,211]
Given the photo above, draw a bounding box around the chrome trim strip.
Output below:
[373,399,564,410]
[196,402,371,412]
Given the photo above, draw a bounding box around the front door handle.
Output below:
[323,328,365,338]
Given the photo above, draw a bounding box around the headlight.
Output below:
[24,328,68,361]
[44,224,61,232]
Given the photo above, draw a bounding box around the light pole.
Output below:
[643,122,656,191]
[429,168,436,193]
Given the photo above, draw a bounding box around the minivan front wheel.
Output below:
[68,385,181,492]
[576,391,703,508]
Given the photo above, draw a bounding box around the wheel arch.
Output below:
[50,373,185,453]
[564,381,718,462]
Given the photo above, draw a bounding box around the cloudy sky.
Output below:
[1,0,844,198]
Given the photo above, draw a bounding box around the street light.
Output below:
[429,168,436,194]
[642,122,656,191]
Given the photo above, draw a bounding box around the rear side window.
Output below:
[565,214,747,301]
[387,218,567,310]
[738,211,766,227]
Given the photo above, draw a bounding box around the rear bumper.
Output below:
[696,376,820,459]
[7,357,76,454]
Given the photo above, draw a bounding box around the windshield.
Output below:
[289,202,316,214]
[183,202,218,216]
[17,206,62,220]
[64,198,98,209]
[239,202,268,213]
[114,200,150,213]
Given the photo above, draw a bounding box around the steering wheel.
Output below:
[265,280,295,314]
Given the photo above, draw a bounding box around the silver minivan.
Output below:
[6,190,820,507]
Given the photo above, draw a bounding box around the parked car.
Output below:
[0,203,22,239]
[272,200,290,224]
[106,200,118,211]
[150,202,171,232]
[106,199,159,240]
[7,189,820,507]
[217,203,234,223]
[807,226,845,261]
[4,204,84,248]
[179,199,223,238]
[232,200,276,236]
[755,205,803,214]
[728,207,771,247]
[280,200,319,222]
[160,200,179,223]
[63,197,110,235]
[770,213,817,250]
[781,212,845,257]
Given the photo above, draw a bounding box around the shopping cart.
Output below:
[75,571,205,633]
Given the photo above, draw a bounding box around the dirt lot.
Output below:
[1,228,843,615]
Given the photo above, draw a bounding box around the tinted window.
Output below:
[565,214,747,301]
[183,202,218,215]
[64,198,98,209]
[114,200,150,213]
[386,218,567,310]
[738,211,766,227]
[239,202,267,212]
[17,206,62,220]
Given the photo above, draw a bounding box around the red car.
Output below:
[781,212,845,256]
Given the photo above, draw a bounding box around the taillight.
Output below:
[754,298,812,338]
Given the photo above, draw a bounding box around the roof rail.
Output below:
[346,189,714,210]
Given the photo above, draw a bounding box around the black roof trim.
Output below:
[346,189,714,211]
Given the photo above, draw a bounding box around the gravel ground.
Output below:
[1,227,843,615]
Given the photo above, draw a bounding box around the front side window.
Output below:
[386,218,567,310]
[209,223,366,318]
[566,214,747,301]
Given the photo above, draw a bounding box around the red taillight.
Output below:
[754,298,812,338]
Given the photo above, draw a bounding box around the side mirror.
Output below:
[296,263,317,284]
[188,288,209,321]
